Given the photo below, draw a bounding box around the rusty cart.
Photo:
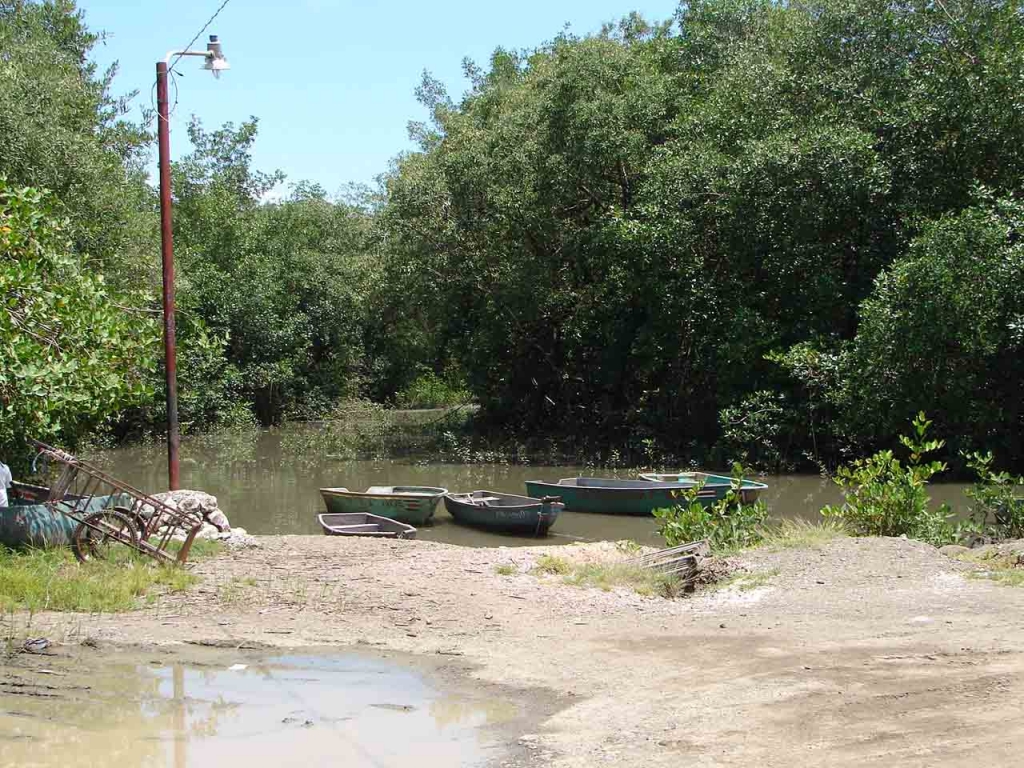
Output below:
[31,440,205,565]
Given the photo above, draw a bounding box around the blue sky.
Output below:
[82,0,679,197]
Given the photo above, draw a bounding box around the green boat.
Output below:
[319,485,447,526]
[524,477,715,516]
[0,482,128,549]
[639,472,768,504]
[443,491,563,536]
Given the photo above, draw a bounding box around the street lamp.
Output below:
[156,35,230,490]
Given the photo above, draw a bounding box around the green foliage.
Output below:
[835,201,1024,461]
[396,367,473,409]
[169,120,375,426]
[5,0,1024,470]
[963,451,1024,539]
[380,0,1024,467]
[0,182,158,464]
[0,0,156,282]
[821,413,964,544]
[718,390,791,472]
[653,464,769,550]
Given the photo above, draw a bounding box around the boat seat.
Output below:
[476,496,502,504]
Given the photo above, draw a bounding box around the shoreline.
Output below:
[7,535,1024,766]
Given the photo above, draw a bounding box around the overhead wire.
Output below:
[168,0,233,76]
[149,0,232,127]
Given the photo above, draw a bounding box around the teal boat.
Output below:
[524,478,716,516]
[319,486,447,526]
[443,491,563,535]
[0,482,128,549]
[640,472,768,504]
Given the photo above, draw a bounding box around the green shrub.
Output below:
[396,368,472,409]
[964,451,1024,539]
[821,413,967,545]
[653,464,769,551]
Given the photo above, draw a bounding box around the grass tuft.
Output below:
[494,563,518,576]
[170,538,224,559]
[0,541,220,613]
[715,568,780,592]
[955,549,1024,587]
[533,554,684,598]
[971,569,1024,587]
[219,575,259,603]
[532,554,573,575]
[758,519,848,550]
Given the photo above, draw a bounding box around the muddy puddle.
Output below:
[0,645,527,767]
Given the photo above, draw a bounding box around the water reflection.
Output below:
[83,425,972,547]
[429,697,519,730]
[0,649,510,767]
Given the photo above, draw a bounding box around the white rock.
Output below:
[216,527,260,548]
[152,489,231,531]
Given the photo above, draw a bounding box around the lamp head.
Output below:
[202,35,230,79]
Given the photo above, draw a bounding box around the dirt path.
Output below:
[15,535,1024,767]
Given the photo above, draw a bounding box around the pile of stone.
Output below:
[151,490,259,548]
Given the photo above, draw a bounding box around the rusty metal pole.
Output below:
[156,61,180,491]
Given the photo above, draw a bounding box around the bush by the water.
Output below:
[821,413,971,545]
[654,465,769,551]
[964,451,1024,539]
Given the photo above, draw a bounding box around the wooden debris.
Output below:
[628,540,710,582]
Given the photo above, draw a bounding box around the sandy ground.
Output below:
[12,535,1024,767]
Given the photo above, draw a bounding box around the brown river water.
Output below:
[83,425,973,548]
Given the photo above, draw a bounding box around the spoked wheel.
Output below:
[114,505,151,540]
[72,510,139,564]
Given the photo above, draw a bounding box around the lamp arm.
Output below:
[164,50,213,64]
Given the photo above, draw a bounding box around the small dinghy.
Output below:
[443,491,563,535]
[317,512,417,539]
[319,486,447,525]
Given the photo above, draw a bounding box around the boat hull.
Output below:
[318,512,417,539]
[319,486,445,525]
[639,473,768,504]
[443,492,562,535]
[524,478,710,516]
[0,485,128,549]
